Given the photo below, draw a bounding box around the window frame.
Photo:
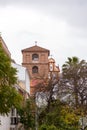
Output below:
[32,53,39,61]
[32,66,38,73]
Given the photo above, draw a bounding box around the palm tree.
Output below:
[62,56,79,72]
[62,57,87,109]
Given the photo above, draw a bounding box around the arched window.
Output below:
[32,54,39,61]
[32,66,38,73]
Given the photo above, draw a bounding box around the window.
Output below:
[11,117,18,125]
[50,64,53,71]
[11,108,15,116]
[32,66,38,73]
[32,54,39,61]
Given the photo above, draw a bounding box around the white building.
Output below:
[0,63,30,130]
[12,62,30,94]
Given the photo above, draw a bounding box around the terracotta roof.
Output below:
[22,45,50,55]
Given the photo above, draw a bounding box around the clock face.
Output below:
[50,64,53,71]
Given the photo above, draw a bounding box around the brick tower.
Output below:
[21,44,50,95]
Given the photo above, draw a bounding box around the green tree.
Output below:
[39,124,58,130]
[38,100,80,130]
[62,57,87,110]
[33,56,86,130]
[0,44,22,114]
[18,98,35,130]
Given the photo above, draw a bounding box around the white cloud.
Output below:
[0,1,87,70]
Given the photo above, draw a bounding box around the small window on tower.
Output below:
[32,54,39,61]
[50,64,53,71]
[32,66,38,73]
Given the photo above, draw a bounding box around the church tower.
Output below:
[22,43,60,96]
[22,44,50,95]
[22,44,50,79]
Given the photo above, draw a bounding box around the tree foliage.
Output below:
[38,100,80,130]
[37,56,87,130]
[61,57,87,110]
[18,98,35,130]
[0,44,22,114]
[39,124,58,130]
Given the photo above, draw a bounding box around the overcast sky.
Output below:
[0,0,87,69]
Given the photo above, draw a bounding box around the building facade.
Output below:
[0,36,30,130]
[22,44,50,79]
[22,44,60,95]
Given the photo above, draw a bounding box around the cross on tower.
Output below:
[35,41,37,46]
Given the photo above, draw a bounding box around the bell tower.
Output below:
[21,44,50,95]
